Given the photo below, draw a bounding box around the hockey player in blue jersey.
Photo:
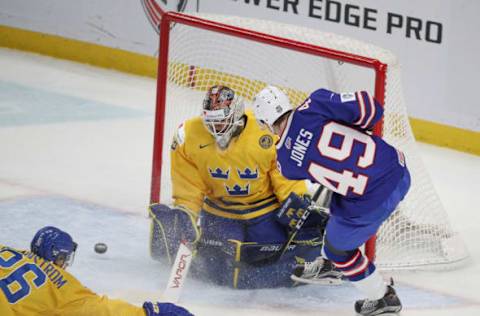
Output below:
[253,86,411,316]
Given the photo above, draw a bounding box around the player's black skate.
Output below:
[290,257,343,285]
[354,280,402,316]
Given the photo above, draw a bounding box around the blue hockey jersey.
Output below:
[275,89,407,216]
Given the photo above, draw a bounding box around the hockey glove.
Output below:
[276,193,329,233]
[276,192,311,233]
[143,302,193,316]
[149,204,200,264]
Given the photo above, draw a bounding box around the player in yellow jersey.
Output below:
[150,85,342,288]
[0,226,192,316]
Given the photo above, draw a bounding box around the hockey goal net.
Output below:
[150,12,468,270]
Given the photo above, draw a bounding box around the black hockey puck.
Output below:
[94,242,108,254]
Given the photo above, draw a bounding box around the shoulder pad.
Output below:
[175,122,186,145]
[171,122,186,150]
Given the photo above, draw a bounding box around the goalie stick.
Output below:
[163,240,194,303]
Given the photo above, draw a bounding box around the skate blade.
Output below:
[356,305,402,316]
[290,274,344,285]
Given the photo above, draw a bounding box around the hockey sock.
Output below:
[351,269,387,300]
[323,240,386,299]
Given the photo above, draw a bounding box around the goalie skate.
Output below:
[354,279,402,316]
[291,257,343,285]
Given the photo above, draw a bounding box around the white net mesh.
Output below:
[153,13,468,269]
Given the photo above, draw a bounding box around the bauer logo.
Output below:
[258,244,297,252]
[260,245,282,252]
[141,0,191,34]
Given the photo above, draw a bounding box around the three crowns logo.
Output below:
[209,167,230,179]
[225,184,250,196]
[237,167,258,179]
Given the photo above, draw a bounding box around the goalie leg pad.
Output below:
[193,238,322,289]
[149,204,199,264]
[191,211,323,288]
[234,239,322,289]
[190,211,245,285]
[245,212,287,244]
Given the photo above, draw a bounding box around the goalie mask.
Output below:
[202,85,245,149]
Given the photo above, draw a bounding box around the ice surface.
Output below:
[1,48,479,315]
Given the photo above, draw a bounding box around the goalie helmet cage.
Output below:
[150,12,468,270]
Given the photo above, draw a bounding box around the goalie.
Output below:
[149,85,341,289]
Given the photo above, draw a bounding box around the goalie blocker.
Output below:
[150,193,330,289]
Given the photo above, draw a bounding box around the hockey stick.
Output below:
[312,183,328,202]
[163,240,194,303]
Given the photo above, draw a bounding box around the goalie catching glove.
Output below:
[149,204,200,264]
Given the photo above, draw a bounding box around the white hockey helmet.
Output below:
[201,85,245,149]
[252,86,293,132]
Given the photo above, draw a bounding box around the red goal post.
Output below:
[150,12,468,269]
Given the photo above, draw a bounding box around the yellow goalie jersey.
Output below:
[0,245,144,316]
[171,110,307,220]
